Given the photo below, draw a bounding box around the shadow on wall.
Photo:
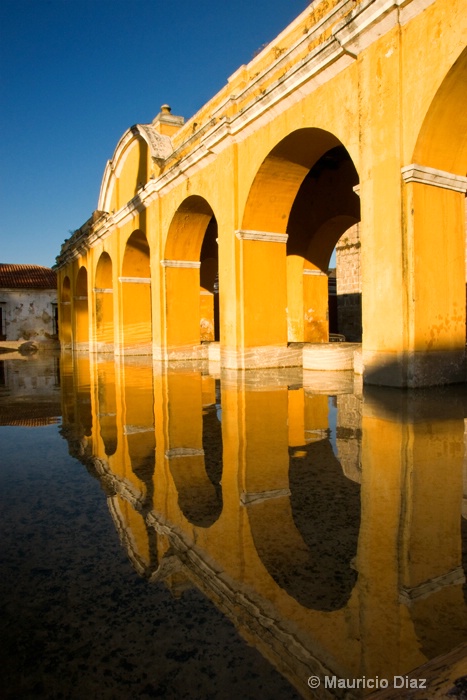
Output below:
[363,349,467,388]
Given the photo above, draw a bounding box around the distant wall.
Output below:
[336,223,362,342]
[0,289,57,341]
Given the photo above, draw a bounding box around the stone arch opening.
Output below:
[75,266,89,350]
[121,230,152,354]
[95,252,114,351]
[163,195,219,354]
[60,275,72,347]
[286,146,360,342]
[240,129,360,354]
[406,46,467,376]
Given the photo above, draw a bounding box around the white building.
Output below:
[0,264,58,342]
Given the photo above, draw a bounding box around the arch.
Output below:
[287,146,360,342]
[98,124,173,214]
[60,275,72,347]
[242,129,342,233]
[75,266,89,349]
[95,252,114,351]
[239,130,360,351]
[121,230,152,354]
[163,195,219,352]
[413,47,467,175]
[402,46,467,381]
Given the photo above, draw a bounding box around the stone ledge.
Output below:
[303,343,361,371]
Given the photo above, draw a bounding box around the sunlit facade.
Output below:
[55,0,467,387]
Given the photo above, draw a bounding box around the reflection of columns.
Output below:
[120,360,155,500]
[160,260,202,358]
[358,389,467,678]
[397,399,467,662]
[222,230,294,369]
[336,394,362,483]
[398,416,464,597]
[96,359,118,457]
[160,370,222,527]
[239,383,290,502]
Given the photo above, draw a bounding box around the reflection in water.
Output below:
[0,356,61,425]
[1,354,467,698]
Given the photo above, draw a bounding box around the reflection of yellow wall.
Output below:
[57,0,466,387]
[61,358,467,697]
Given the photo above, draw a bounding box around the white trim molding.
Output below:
[118,276,151,284]
[94,287,113,293]
[165,447,205,458]
[303,269,327,276]
[235,229,288,243]
[401,164,467,193]
[160,259,201,268]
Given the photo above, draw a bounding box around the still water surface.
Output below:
[1,354,466,699]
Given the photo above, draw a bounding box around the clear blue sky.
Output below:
[0,0,310,268]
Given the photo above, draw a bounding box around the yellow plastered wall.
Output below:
[56,0,467,386]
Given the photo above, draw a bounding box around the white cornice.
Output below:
[401,164,467,193]
[235,230,288,243]
[118,276,151,284]
[160,260,201,268]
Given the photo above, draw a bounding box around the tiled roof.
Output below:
[0,263,57,290]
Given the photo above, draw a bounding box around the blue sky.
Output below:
[1,0,310,268]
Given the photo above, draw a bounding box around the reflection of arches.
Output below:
[95,252,114,350]
[247,439,360,611]
[165,373,223,528]
[75,267,89,349]
[163,196,219,352]
[121,231,152,353]
[108,494,158,576]
[168,449,222,528]
[240,130,359,350]
[167,402,223,528]
[97,362,117,457]
[405,46,467,365]
[60,276,72,347]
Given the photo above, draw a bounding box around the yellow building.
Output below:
[55,0,467,388]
